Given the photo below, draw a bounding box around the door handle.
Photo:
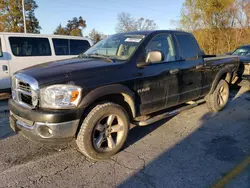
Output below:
[170,69,180,74]
[2,65,8,72]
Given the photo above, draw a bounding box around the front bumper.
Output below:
[9,98,82,144]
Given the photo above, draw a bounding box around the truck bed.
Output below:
[204,55,240,68]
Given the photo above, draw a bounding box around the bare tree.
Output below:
[89,29,104,44]
[115,12,157,33]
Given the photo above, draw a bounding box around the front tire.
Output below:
[76,102,129,160]
[206,80,229,112]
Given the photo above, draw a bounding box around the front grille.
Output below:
[18,81,31,92]
[20,93,32,106]
[12,73,39,109]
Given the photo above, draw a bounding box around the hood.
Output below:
[17,58,121,86]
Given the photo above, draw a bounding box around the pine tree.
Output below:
[54,16,87,36]
[53,24,68,35]
[0,0,41,33]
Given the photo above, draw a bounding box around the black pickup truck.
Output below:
[9,30,239,160]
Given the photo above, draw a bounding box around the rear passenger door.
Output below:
[174,33,204,103]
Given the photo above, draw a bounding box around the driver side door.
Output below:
[134,33,179,115]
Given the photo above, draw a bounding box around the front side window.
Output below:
[9,37,51,56]
[175,34,199,60]
[84,34,145,60]
[146,33,176,62]
[232,47,250,56]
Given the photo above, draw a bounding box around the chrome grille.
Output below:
[20,92,33,106]
[12,73,39,109]
[18,81,31,92]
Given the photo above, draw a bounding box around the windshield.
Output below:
[83,33,145,60]
[232,47,250,56]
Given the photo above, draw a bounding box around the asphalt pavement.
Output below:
[0,88,249,188]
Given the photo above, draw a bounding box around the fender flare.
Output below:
[80,84,136,118]
[209,67,232,95]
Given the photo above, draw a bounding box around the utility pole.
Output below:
[22,0,27,33]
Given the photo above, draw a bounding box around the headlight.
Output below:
[40,85,82,109]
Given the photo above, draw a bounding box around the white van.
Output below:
[0,32,93,93]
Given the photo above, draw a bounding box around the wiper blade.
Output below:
[81,53,115,62]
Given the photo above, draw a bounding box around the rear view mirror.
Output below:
[146,51,163,63]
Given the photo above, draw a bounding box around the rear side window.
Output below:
[175,34,199,60]
[52,39,69,55]
[52,38,90,55]
[9,37,51,56]
[70,39,90,55]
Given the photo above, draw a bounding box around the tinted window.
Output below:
[232,47,250,56]
[52,39,69,55]
[9,37,51,56]
[146,33,176,62]
[175,34,199,60]
[0,38,2,57]
[70,39,90,55]
[53,39,90,55]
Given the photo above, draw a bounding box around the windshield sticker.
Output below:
[125,38,142,43]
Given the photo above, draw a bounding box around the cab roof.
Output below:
[118,30,191,36]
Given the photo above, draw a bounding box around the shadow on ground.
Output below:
[118,88,250,188]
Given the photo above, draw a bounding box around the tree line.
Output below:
[180,0,250,54]
[2,0,249,54]
[0,1,157,44]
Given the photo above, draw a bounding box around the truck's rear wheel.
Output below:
[206,80,229,112]
[76,102,129,160]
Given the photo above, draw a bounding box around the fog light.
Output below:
[37,125,53,138]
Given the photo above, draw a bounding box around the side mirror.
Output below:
[146,50,164,63]
[224,52,232,55]
[137,50,164,68]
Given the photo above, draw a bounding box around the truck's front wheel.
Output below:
[206,80,229,112]
[76,102,129,160]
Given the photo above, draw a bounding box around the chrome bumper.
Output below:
[9,111,80,143]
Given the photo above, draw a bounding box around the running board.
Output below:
[133,99,205,126]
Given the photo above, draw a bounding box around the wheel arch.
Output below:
[209,67,232,95]
[79,84,136,119]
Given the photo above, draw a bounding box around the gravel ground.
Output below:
[0,88,249,188]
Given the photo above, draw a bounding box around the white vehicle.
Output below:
[0,32,93,93]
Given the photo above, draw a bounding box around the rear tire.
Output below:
[206,80,229,112]
[76,102,129,160]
